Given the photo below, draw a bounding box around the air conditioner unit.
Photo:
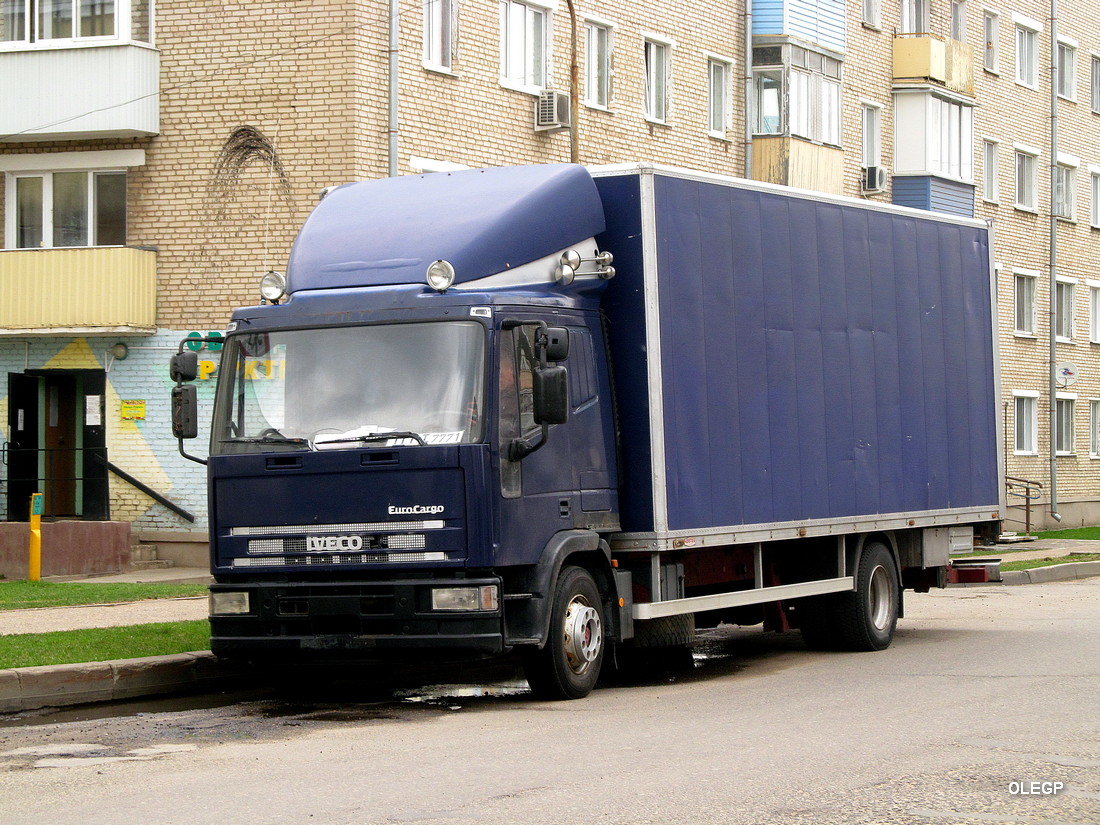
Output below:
[862,165,888,192]
[535,90,571,132]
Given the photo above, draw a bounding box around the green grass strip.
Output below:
[1000,553,1100,572]
[1034,526,1100,541]
[0,581,207,611]
[0,620,211,670]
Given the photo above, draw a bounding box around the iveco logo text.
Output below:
[388,505,445,515]
[307,535,363,551]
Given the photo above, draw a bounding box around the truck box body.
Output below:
[593,166,1001,545]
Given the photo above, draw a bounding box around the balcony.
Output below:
[893,35,974,97]
[0,247,157,335]
[751,136,844,196]
[0,44,159,142]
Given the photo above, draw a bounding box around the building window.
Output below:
[983,11,999,72]
[982,140,998,202]
[1055,278,1075,341]
[1054,163,1075,220]
[1089,282,1100,343]
[707,57,731,137]
[1057,40,1077,100]
[2,0,123,43]
[1090,399,1100,457]
[1014,269,1037,334]
[1015,148,1037,210]
[862,0,880,28]
[862,104,881,167]
[643,37,671,122]
[10,170,125,249]
[790,70,841,145]
[901,0,929,34]
[423,0,454,72]
[499,0,548,92]
[950,0,966,41]
[929,96,973,180]
[1016,23,1038,87]
[1055,395,1076,455]
[1092,55,1100,113]
[1091,170,1100,228]
[754,69,782,133]
[584,20,612,109]
[1014,392,1038,454]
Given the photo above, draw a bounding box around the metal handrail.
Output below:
[1005,476,1044,535]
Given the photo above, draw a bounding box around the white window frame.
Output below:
[1054,158,1077,221]
[706,54,733,138]
[1088,278,1100,344]
[982,138,998,202]
[929,95,974,181]
[790,70,841,147]
[1013,267,1038,335]
[1092,54,1100,114]
[642,34,673,124]
[1055,275,1076,343]
[1057,37,1077,101]
[7,168,127,249]
[499,0,552,95]
[2,149,142,249]
[1013,14,1041,89]
[951,0,966,41]
[583,17,613,110]
[862,0,881,28]
[901,0,929,34]
[862,102,882,167]
[1055,393,1076,456]
[753,68,783,134]
[1091,166,1100,228]
[0,0,149,50]
[1090,398,1100,458]
[1014,144,1039,211]
[1013,390,1039,455]
[423,0,456,73]
[982,9,999,73]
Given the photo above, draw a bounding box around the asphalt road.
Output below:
[1,579,1098,825]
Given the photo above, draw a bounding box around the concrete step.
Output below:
[129,559,175,570]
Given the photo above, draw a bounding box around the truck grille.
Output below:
[232,551,447,567]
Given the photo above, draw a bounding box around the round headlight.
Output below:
[426,260,456,292]
[260,270,287,303]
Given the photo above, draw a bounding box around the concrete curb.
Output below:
[999,560,1100,586]
[0,651,246,714]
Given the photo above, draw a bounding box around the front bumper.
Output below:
[209,576,504,662]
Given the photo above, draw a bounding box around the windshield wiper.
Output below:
[314,431,426,447]
[220,436,309,446]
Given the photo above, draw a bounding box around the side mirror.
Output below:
[544,327,569,362]
[171,385,199,439]
[170,351,199,382]
[533,366,568,425]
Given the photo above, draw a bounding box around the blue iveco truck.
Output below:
[171,163,1004,699]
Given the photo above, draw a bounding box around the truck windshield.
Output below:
[211,321,486,454]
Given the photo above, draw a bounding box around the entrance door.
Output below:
[4,370,109,521]
[6,373,40,521]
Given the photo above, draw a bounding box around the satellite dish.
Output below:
[1055,362,1079,388]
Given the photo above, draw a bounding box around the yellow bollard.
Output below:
[28,493,43,582]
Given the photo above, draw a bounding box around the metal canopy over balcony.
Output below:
[0,247,157,335]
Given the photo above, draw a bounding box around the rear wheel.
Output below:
[522,566,605,700]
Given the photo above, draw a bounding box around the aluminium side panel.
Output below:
[623,168,999,539]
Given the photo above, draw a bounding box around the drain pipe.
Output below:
[387,0,399,177]
[1047,0,1061,521]
[743,0,753,178]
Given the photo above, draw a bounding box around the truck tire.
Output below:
[521,566,605,700]
[630,614,696,648]
[834,541,899,651]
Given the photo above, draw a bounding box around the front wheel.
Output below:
[522,566,605,700]
[835,541,899,651]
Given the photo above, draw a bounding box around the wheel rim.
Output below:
[562,595,602,676]
[867,564,893,631]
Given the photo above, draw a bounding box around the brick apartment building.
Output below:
[0,0,1096,567]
